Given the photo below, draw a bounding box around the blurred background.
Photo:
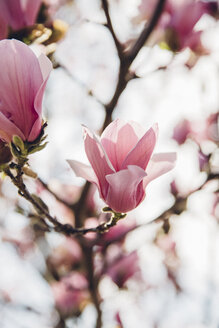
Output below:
[0,0,218,327]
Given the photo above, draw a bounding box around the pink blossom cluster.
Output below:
[138,0,218,53]
[172,113,219,146]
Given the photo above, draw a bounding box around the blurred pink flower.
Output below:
[52,272,89,315]
[43,0,69,21]
[68,119,176,213]
[104,251,140,288]
[0,39,52,143]
[138,0,217,53]
[98,220,137,246]
[115,312,124,328]
[172,119,191,144]
[173,113,219,145]
[198,150,209,171]
[165,1,211,52]
[0,0,41,33]
[48,238,82,270]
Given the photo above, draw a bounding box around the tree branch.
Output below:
[102,0,166,130]
[127,0,166,62]
[101,0,123,59]
[4,166,125,237]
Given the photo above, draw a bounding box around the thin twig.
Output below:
[102,0,166,130]
[101,0,123,59]
[4,166,126,236]
[127,0,166,62]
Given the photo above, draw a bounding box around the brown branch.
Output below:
[4,166,125,236]
[127,0,166,62]
[101,0,123,59]
[153,172,219,232]
[82,245,102,328]
[102,0,166,130]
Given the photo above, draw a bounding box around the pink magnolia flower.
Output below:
[68,120,176,213]
[172,119,191,145]
[138,0,217,53]
[0,39,52,143]
[165,0,210,52]
[98,220,137,246]
[0,0,42,33]
[52,272,89,315]
[173,113,219,145]
[104,251,140,288]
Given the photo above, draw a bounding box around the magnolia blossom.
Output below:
[68,120,176,213]
[173,113,219,145]
[138,0,217,53]
[0,0,41,34]
[104,251,140,288]
[52,272,89,315]
[0,39,52,143]
[165,0,210,52]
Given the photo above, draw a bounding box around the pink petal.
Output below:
[171,2,205,36]
[101,119,145,171]
[83,127,114,198]
[0,40,51,142]
[22,0,41,26]
[67,160,98,185]
[0,0,24,30]
[0,112,25,143]
[121,124,158,171]
[105,165,146,213]
[143,152,176,188]
[37,53,53,81]
[0,0,40,30]
[29,54,52,141]
[0,13,8,40]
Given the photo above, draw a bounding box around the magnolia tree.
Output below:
[0,1,218,328]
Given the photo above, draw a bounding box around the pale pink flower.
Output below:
[105,251,140,288]
[68,120,176,213]
[173,113,219,145]
[52,272,89,315]
[0,39,52,143]
[0,0,41,33]
[172,119,191,144]
[48,238,82,269]
[165,0,210,52]
[98,220,137,246]
[138,0,217,53]
[43,0,69,21]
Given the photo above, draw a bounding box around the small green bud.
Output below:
[12,135,25,153]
